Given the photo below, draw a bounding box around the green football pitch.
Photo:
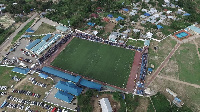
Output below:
[52,38,135,88]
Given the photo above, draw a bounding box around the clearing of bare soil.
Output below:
[135,97,149,112]
[104,22,115,33]
[92,94,120,112]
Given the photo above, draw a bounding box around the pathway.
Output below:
[126,51,142,93]
[193,40,200,60]
[157,75,200,88]
[146,43,181,87]
[0,12,38,57]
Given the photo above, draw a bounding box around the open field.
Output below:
[0,66,25,87]
[30,23,56,35]
[52,38,135,88]
[126,39,144,47]
[148,77,200,112]
[148,37,177,69]
[12,20,34,44]
[160,41,200,85]
[147,92,192,112]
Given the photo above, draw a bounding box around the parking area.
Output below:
[5,38,38,68]
[44,87,77,111]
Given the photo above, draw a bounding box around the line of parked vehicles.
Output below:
[11,89,41,98]
[28,77,47,88]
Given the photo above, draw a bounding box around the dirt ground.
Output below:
[92,94,120,112]
[104,22,115,33]
[135,97,149,112]
[0,14,15,29]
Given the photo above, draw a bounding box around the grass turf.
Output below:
[30,23,56,35]
[52,38,135,88]
[0,66,25,87]
[126,39,144,47]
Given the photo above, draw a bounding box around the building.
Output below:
[99,98,112,112]
[166,88,177,97]
[56,25,70,33]
[25,39,41,50]
[187,25,200,35]
[12,67,30,75]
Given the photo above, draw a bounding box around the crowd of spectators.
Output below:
[135,53,148,95]
[38,34,73,64]
[74,31,143,51]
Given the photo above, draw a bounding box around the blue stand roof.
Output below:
[54,90,74,103]
[79,79,102,91]
[38,73,48,79]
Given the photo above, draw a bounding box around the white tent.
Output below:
[99,98,112,112]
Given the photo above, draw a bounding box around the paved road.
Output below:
[157,75,200,88]
[146,43,181,87]
[0,12,38,57]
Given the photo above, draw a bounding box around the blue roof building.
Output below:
[74,76,81,83]
[123,8,129,12]
[56,25,70,32]
[30,40,46,53]
[144,13,151,16]
[80,79,102,91]
[188,25,200,34]
[54,90,74,103]
[26,28,35,33]
[41,34,51,41]
[42,67,76,81]
[12,67,30,75]
[116,16,124,21]
[107,14,113,18]
[157,25,163,29]
[25,39,41,50]
[38,73,48,79]
[55,81,82,96]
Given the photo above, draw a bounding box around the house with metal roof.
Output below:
[12,67,30,75]
[55,81,83,96]
[25,39,41,50]
[123,8,129,12]
[54,90,74,103]
[107,14,113,18]
[56,25,70,32]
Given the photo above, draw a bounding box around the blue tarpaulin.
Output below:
[157,25,163,29]
[183,13,190,16]
[116,16,124,21]
[144,13,150,16]
[148,68,153,72]
[123,8,129,12]
[107,14,113,18]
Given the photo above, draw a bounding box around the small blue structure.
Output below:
[54,90,74,103]
[25,39,41,50]
[38,73,48,79]
[148,68,153,72]
[123,8,129,12]
[107,14,113,18]
[41,34,51,41]
[183,13,190,16]
[55,81,82,96]
[0,100,7,108]
[87,22,95,26]
[116,16,124,21]
[157,25,163,29]
[26,28,35,33]
[144,13,151,16]
[174,97,181,103]
[12,67,30,75]
[144,40,150,46]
